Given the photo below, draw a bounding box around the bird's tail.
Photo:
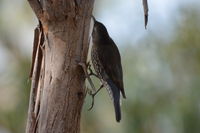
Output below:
[106,79,121,122]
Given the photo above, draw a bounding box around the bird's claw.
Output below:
[88,90,93,95]
[88,92,96,111]
[87,61,99,78]
[87,84,104,111]
[85,61,103,110]
[87,89,98,111]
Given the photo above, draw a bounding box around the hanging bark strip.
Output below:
[26,22,44,133]
[142,0,149,29]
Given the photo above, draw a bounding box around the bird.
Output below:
[91,17,126,122]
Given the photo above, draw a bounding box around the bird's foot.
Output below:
[87,62,99,78]
[88,84,104,111]
[78,62,96,91]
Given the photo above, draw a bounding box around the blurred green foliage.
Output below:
[122,7,200,133]
[0,1,200,133]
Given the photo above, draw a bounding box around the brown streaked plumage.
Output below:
[91,18,126,122]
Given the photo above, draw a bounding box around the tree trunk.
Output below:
[26,0,94,133]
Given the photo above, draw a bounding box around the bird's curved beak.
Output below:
[91,15,96,22]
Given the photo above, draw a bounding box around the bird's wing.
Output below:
[98,40,126,98]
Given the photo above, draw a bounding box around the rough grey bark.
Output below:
[26,0,94,133]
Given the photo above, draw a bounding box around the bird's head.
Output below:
[92,17,110,43]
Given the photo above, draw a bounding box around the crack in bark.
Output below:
[50,110,59,132]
